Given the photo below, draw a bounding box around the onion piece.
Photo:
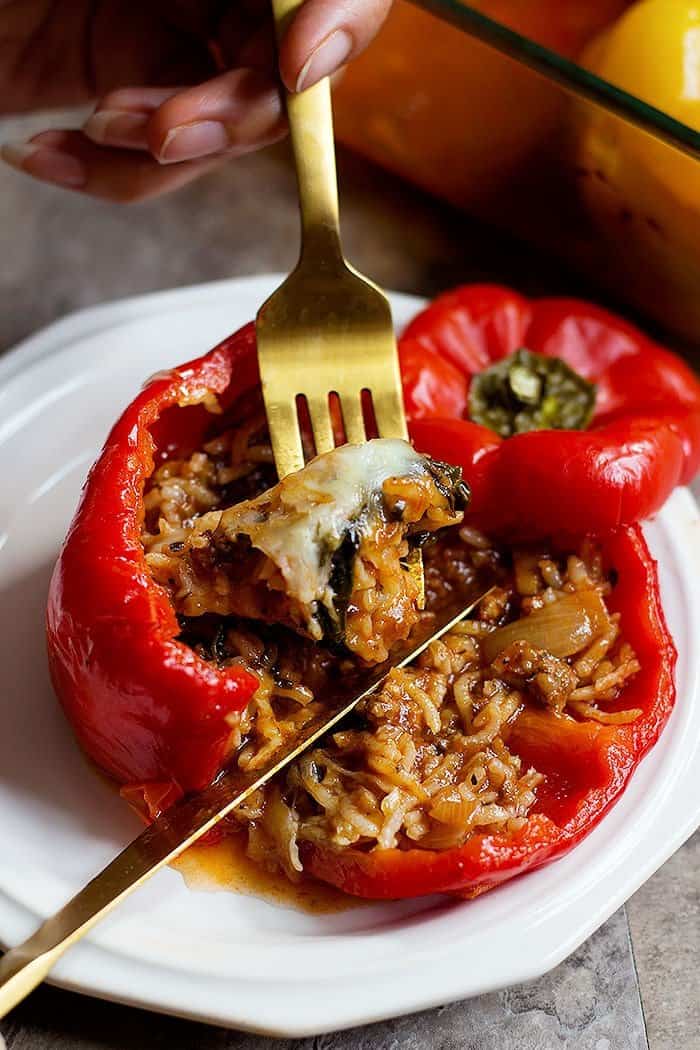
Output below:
[481,590,608,663]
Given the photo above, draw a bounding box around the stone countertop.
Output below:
[1,110,698,1050]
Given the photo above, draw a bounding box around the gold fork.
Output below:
[258,0,407,471]
[258,2,423,594]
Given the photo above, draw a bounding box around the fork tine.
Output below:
[265,398,305,479]
[340,394,367,445]
[372,388,409,442]
[306,396,335,456]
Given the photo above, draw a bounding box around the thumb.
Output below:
[278,0,393,93]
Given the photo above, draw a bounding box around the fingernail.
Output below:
[159,120,230,163]
[295,29,352,93]
[84,109,149,148]
[1,142,86,188]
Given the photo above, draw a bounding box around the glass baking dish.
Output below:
[333,1,700,344]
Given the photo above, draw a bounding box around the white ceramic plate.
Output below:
[1,275,699,1037]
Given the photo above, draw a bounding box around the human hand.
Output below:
[0,0,391,201]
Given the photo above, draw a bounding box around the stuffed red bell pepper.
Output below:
[46,286,684,900]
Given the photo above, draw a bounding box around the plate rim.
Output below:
[1,275,699,1037]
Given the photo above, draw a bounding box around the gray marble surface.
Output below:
[2,909,646,1050]
[1,109,698,1049]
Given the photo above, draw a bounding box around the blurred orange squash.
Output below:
[333,0,632,209]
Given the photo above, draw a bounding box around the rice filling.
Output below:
[147,436,467,660]
[141,401,642,884]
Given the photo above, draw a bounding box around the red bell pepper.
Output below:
[47,289,681,892]
[47,324,263,801]
[303,525,676,898]
[403,284,700,537]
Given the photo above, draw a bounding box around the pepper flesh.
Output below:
[46,325,262,798]
[402,284,700,537]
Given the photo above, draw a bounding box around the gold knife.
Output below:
[0,583,491,1017]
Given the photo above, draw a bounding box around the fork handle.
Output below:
[273,0,344,268]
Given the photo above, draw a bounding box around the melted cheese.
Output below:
[214,439,428,626]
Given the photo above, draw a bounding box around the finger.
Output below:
[0,129,240,203]
[146,68,285,164]
[82,69,285,164]
[84,88,183,151]
[278,0,393,93]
